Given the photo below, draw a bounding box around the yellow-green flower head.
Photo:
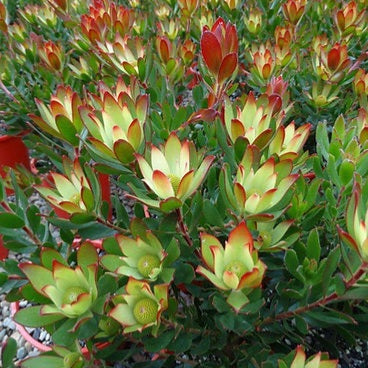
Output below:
[19,243,98,318]
[268,122,311,161]
[280,345,338,368]
[221,145,299,220]
[133,132,214,212]
[224,93,284,149]
[80,78,148,164]
[196,222,266,310]
[338,182,368,261]
[29,85,84,146]
[101,231,177,283]
[35,157,94,215]
[109,278,168,333]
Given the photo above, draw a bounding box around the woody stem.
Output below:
[176,208,192,246]
[258,261,368,327]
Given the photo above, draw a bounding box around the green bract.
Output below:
[101,231,178,282]
[109,278,168,333]
[34,157,95,215]
[19,242,98,319]
[196,221,266,311]
[80,75,148,164]
[221,145,299,221]
[131,132,214,212]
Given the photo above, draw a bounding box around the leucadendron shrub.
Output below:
[1,0,368,367]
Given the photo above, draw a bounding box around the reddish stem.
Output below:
[176,208,192,246]
[259,261,368,327]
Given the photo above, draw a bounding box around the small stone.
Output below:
[2,305,9,316]
[3,317,11,328]
[19,300,28,308]
[24,342,32,352]
[39,330,47,341]
[16,347,27,360]
[32,329,40,340]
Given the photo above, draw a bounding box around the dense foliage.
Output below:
[0,0,368,367]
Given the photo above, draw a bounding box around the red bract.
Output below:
[156,36,173,64]
[282,0,306,25]
[326,43,350,72]
[335,1,365,35]
[200,17,238,83]
[81,0,134,43]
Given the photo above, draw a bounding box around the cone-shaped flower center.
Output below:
[133,298,158,324]
[62,286,87,305]
[70,192,81,205]
[224,260,247,279]
[137,254,160,278]
[167,174,181,194]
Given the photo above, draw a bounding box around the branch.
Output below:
[259,261,368,327]
[176,208,193,246]
[96,216,130,235]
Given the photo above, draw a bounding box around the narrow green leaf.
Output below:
[306,229,321,261]
[1,337,17,368]
[0,213,25,228]
[14,306,65,327]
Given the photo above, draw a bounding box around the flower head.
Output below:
[101,232,178,282]
[29,86,84,146]
[221,146,299,220]
[37,40,64,71]
[338,182,368,261]
[110,278,168,333]
[200,17,238,84]
[19,242,98,318]
[335,1,365,36]
[35,157,101,216]
[133,132,214,212]
[282,0,307,25]
[279,345,338,368]
[224,92,284,148]
[196,222,266,311]
[80,76,148,164]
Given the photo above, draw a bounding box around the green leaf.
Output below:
[163,238,180,266]
[21,356,64,368]
[174,262,195,284]
[1,337,17,368]
[26,205,41,232]
[342,285,368,300]
[213,294,231,313]
[52,318,78,346]
[284,249,303,282]
[159,197,182,213]
[202,199,223,226]
[191,336,211,355]
[216,312,235,330]
[294,316,308,334]
[97,274,118,295]
[14,306,65,327]
[144,330,175,352]
[306,229,320,261]
[77,316,98,340]
[168,333,193,353]
[69,213,95,224]
[316,121,329,160]
[0,213,25,228]
[322,246,340,296]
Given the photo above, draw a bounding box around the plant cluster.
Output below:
[0,0,368,367]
